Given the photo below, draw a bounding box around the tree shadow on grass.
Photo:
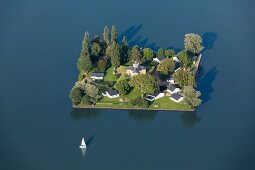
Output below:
[197,67,218,104]
[70,108,101,120]
[180,111,201,128]
[128,110,157,123]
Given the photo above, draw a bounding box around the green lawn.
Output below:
[124,88,141,100]
[104,66,118,82]
[149,97,192,110]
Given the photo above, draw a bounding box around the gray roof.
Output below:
[157,56,166,61]
[126,65,145,73]
[171,93,183,100]
[91,72,104,77]
[168,84,178,92]
[107,89,119,96]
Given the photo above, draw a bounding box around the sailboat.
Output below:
[79,137,87,149]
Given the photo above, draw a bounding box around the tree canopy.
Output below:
[157,48,165,57]
[81,32,90,56]
[177,50,191,68]
[157,58,175,79]
[69,87,83,105]
[165,49,175,57]
[103,26,110,45]
[181,86,202,108]
[111,25,118,42]
[184,33,204,54]
[115,79,130,95]
[77,55,92,74]
[130,45,142,62]
[130,74,157,95]
[143,48,154,61]
[108,41,120,69]
[173,69,195,87]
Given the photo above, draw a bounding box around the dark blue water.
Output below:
[1,0,255,169]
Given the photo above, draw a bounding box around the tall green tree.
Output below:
[108,41,120,69]
[130,45,142,62]
[157,58,175,78]
[97,59,107,72]
[157,48,165,57]
[181,86,202,108]
[130,74,157,95]
[103,26,110,45]
[177,50,191,68]
[143,48,154,61]
[91,42,101,62]
[69,87,83,105]
[81,32,90,56]
[77,55,92,74]
[165,49,175,57]
[84,83,100,101]
[173,69,195,87]
[184,33,204,54]
[111,25,118,42]
[115,79,130,95]
[120,36,129,64]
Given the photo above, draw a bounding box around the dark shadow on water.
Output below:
[86,135,96,146]
[197,67,218,104]
[70,108,100,120]
[117,24,158,49]
[128,110,157,123]
[180,111,201,128]
[202,32,217,51]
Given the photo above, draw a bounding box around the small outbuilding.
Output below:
[145,92,165,101]
[166,84,180,94]
[102,89,120,98]
[91,72,104,80]
[173,56,180,62]
[170,93,184,103]
[153,56,166,63]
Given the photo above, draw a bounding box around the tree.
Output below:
[157,48,165,57]
[143,48,154,61]
[115,79,130,95]
[97,59,107,72]
[184,33,204,54]
[81,32,90,56]
[108,41,120,69]
[69,87,83,105]
[111,25,117,42]
[130,97,149,108]
[181,86,202,108]
[91,42,101,62]
[165,49,175,57]
[177,50,191,68]
[130,45,142,62]
[157,58,175,78]
[77,55,92,74]
[103,26,110,45]
[84,83,99,101]
[130,74,157,95]
[81,95,92,105]
[120,36,129,64]
[173,69,195,87]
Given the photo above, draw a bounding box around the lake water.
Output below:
[1,0,255,169]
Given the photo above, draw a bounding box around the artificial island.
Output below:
[69,26,204,111]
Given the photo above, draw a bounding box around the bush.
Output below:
[81,95,92,105]
[130,97,150,108]
[69,87,83,105]
[115,79,130,95]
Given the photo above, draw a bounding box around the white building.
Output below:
[145,92,165,102]
[102,90,120,98]
[166,84,180,94]
[153,56,166,63]
[166,76,175,84]
[170,93,184,103]
[173,56,180,62]
[91,72,104,80]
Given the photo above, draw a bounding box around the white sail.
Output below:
[79,137,86,148]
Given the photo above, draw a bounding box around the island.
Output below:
[69,25,204,111]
